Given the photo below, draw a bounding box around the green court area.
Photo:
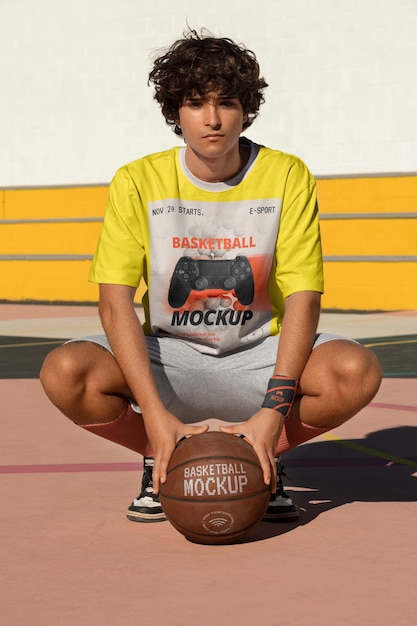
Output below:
[1,335,416,379]
[357,335,417,378]
[0,337,68,379]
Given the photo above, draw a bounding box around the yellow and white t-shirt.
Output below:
[90,139,323,354]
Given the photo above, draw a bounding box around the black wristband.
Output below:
[262,375,298,419]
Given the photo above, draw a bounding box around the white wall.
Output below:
[1,0,417,186]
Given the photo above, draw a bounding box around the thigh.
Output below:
[150,336,279,423]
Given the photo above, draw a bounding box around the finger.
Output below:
[176,424,209,445]
[268,450,277,494]
[261,460,272,486]
[185,423,210,437]
[152,461,161,494]
[255,447,272,486]
[153,449,171,492]
[219,424,254,448]
[219,423,244,435]
[152,456,162,493]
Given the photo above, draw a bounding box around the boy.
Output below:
[40,30,382,523]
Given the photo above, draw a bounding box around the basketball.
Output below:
[159,431,270,545]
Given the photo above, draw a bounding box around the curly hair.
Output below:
[148,30,268,135]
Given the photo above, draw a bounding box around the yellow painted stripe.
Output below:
[1,186,108,219]
[317,175,417,214]
[321,261,417,310]
[321,433,417,468]
[320,217,417,256]
[364,339,417,348]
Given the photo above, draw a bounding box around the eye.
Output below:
[220,99,239,108]
[186,99,203,109]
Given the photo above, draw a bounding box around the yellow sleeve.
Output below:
[89,167,147,288]
[275,160,324,298]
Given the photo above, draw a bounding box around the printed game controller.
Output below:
[168,256,255,309]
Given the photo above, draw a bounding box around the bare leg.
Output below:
[40,341,131,425]
[40,338,382,454]
[294,339,382,428]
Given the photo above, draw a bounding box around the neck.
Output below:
[184,141,250,183]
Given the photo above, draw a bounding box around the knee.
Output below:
[333,344,382,406]
[299,341,382,428]
[40,346,85,400]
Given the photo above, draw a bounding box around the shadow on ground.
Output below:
[244,425,417,543]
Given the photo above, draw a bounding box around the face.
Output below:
[176,92,248,163]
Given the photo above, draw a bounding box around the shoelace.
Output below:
[139,465,155,498]
[276,462,292,497]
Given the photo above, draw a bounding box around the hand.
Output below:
[219,408,285,492]
[142,407,209,493]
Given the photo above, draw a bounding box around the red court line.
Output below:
[2,401,415,475]
[369,401,417,412]
[2,457,417,474]
[0,462,142,474]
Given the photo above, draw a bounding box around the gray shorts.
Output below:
[69,333,352,423]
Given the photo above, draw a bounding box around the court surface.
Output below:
[1,304,416,626]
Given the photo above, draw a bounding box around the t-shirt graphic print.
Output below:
[148,197,282,354]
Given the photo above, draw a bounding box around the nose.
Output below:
[205,103,221,129]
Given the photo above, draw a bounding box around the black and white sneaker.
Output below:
[127,457,167,523]
[263,457,299,522]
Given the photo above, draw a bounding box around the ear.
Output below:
[173,112,182,136]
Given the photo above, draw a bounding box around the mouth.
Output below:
[203,133,224,139]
